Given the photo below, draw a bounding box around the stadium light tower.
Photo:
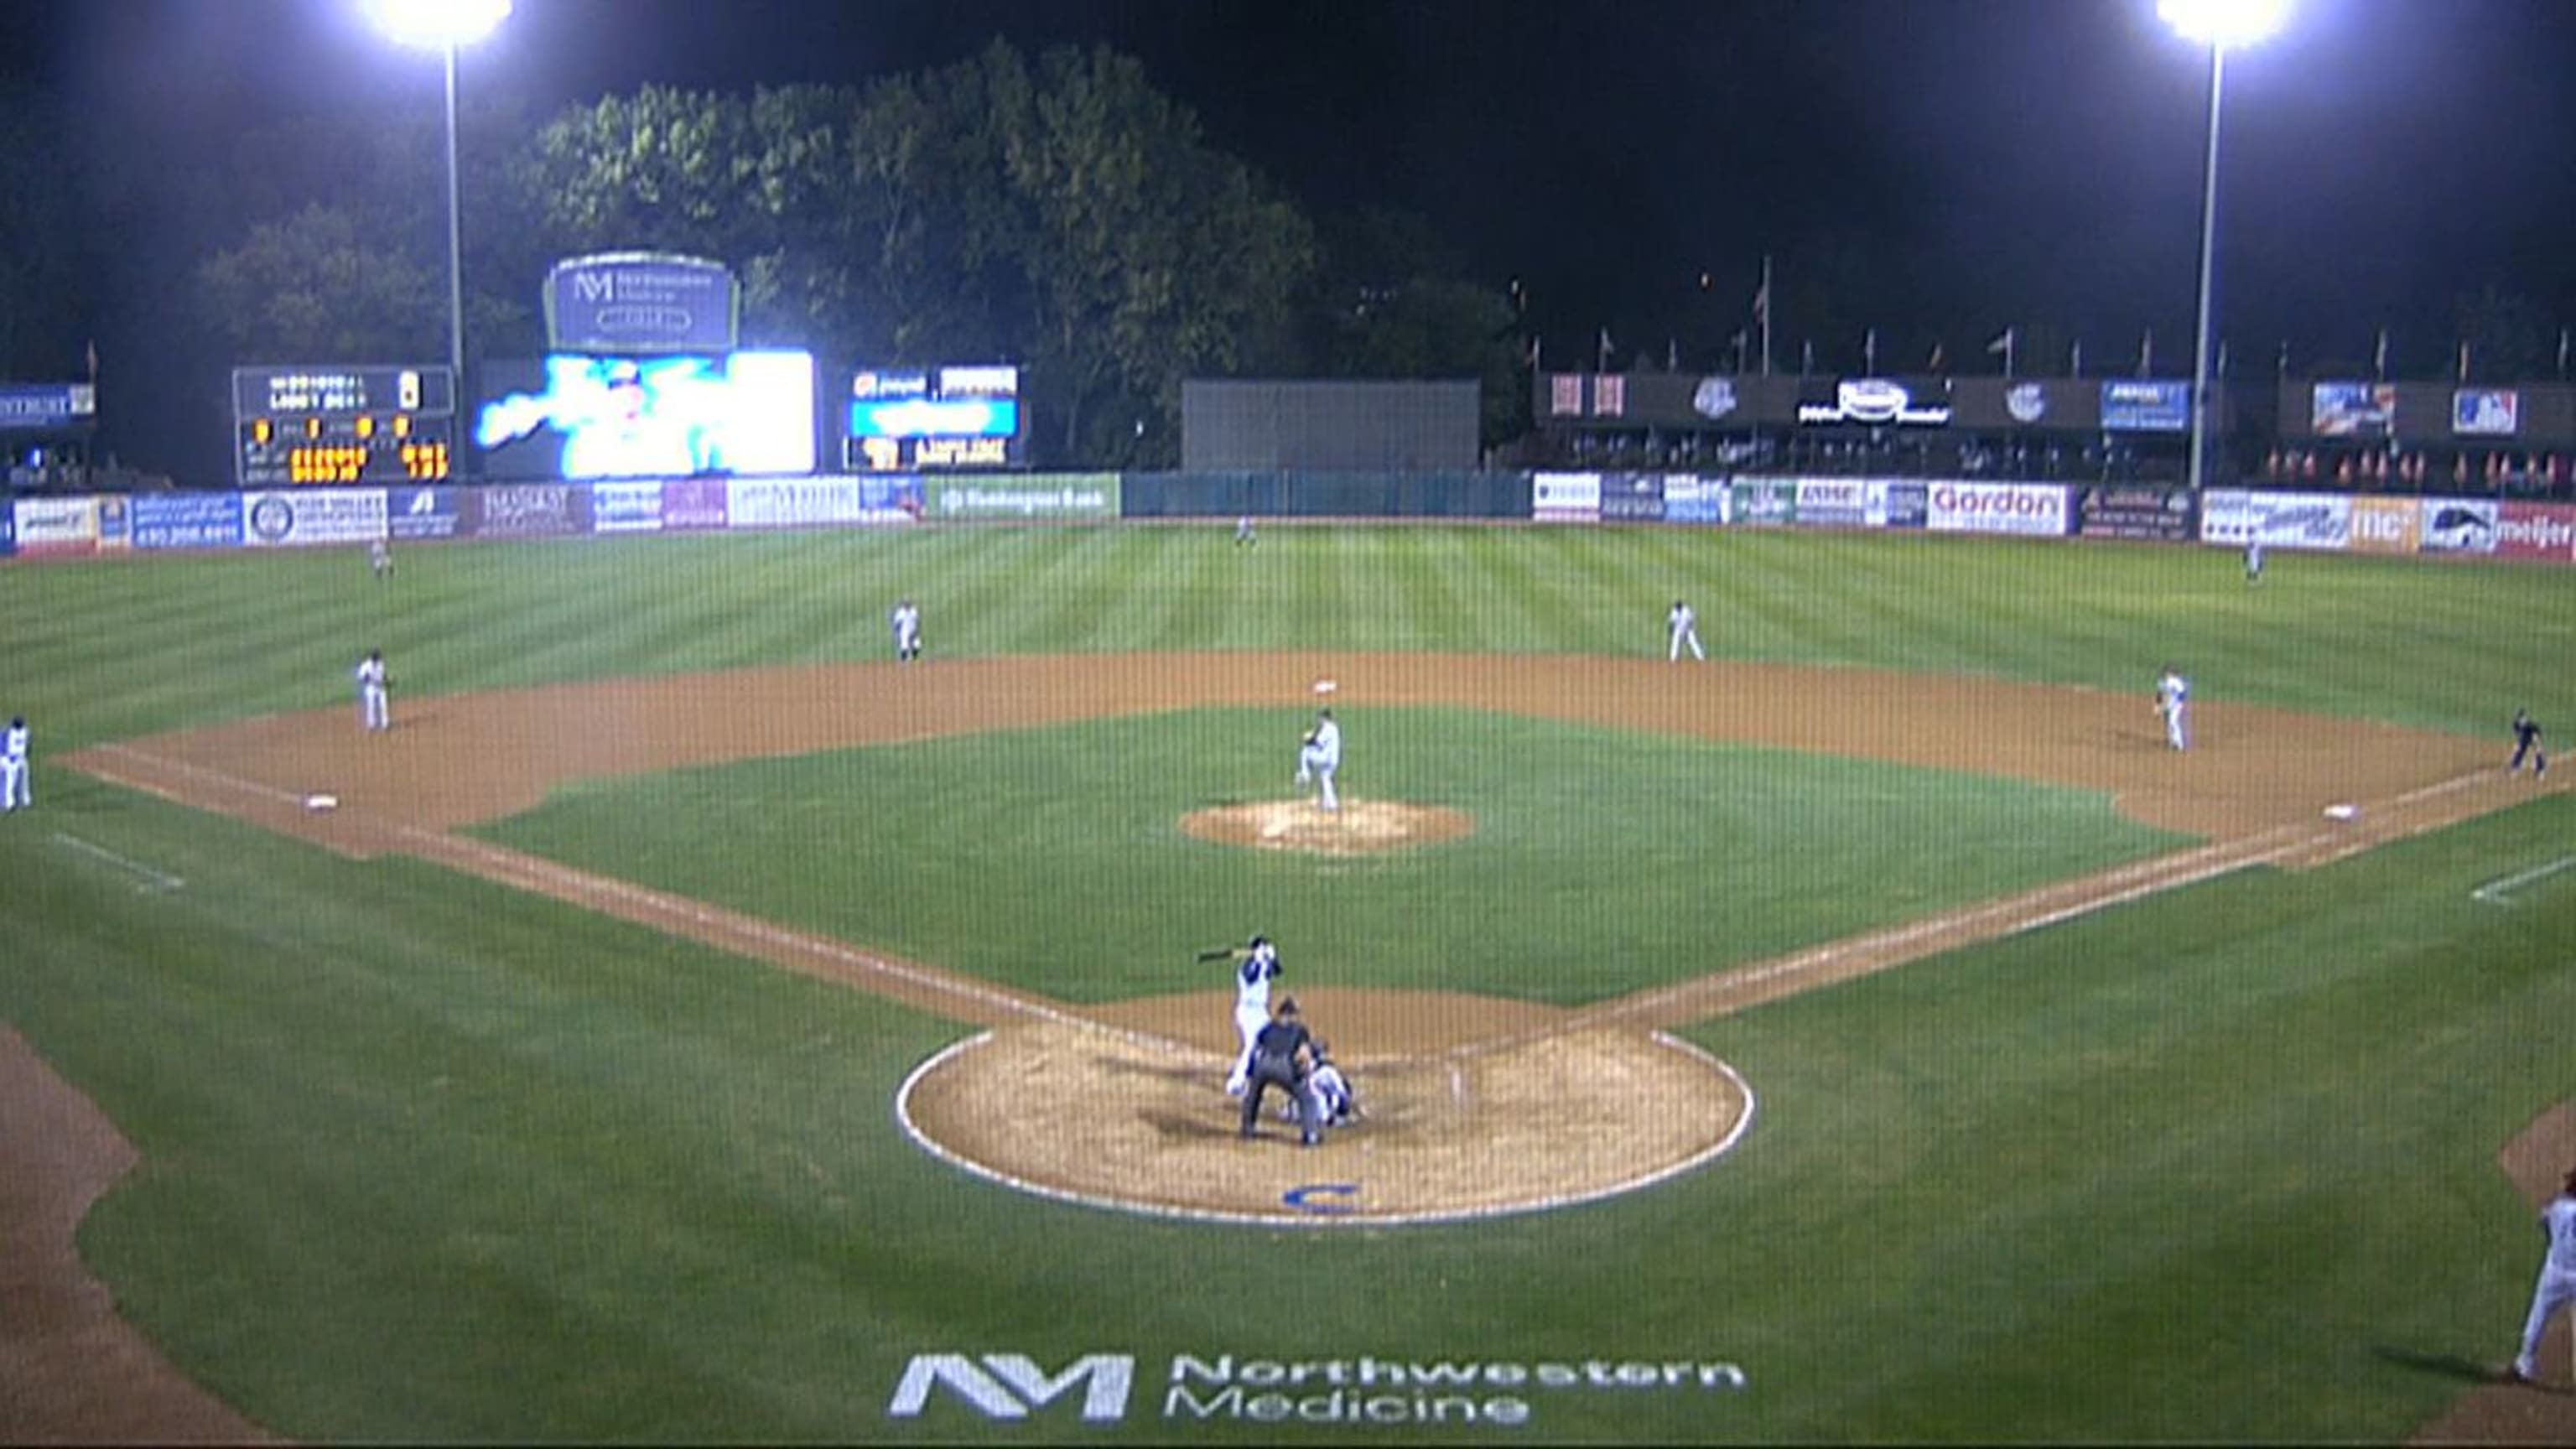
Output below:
[368,0,512,403]
[2160,0,2289,491]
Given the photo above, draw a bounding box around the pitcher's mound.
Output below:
[1180,798,1473,854]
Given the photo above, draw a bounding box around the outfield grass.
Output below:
[2,525,2570,1442]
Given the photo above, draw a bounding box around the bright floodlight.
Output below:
[2159,0,2290,46]
[369,0,513,49]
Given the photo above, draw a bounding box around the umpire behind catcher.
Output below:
[1239,997,1323,1146]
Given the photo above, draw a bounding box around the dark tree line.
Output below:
[182,41,1524,468]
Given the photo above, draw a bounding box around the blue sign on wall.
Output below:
[0,383,96,429]
[2100,380,2190,433]
[131,493,245,550]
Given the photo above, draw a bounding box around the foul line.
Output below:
[49,833,186,894]
[2472,856,2576,906]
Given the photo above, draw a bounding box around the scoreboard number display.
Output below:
[233,365,457,486]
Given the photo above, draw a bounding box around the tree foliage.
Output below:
[181,39,1516,466]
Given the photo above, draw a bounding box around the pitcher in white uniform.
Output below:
[1294,708,1342,812]
[2506,1164,2576,1387]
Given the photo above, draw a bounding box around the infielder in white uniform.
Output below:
[1,715,29,812]
[2506,1164,2576,1387]
[356,650,391,732]
[1294,707,1342,812]
[1218,936,1284,1096]
[1667,600,1705,662]
[370,538,393,580]
[890,599,922,662]
[2156,665,2189,751]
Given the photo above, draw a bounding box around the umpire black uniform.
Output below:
[1239,998,1322,1146]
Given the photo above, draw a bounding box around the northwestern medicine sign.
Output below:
[543,252,740,355]
[889,1349,1749,1431]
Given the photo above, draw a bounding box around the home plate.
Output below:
[304,793,340,812]
[2322,802,2358,821]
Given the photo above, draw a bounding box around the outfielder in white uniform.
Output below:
[1295,708,1342,812]
[356,650,391,732]
[1667,600,1705,662]
[369,538,392,580]
[891,599,922,662]
[2156,666,2189,751]
[2507,1165,2576,1386]
[1222,937,1284,1096]
[2,716,29,812]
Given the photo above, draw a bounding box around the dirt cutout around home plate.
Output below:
[28,651,2568,1434]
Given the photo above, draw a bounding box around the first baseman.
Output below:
[1667,600,1705,662]
[356,650,391,732]
[2503,1163,2576,1387]
[1295,708,1342,812]
[2156,665,2190,751]
[1218,935,1285,1097]
[2,715,28,812]
[370,538,393,581]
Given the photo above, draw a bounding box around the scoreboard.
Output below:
[233,365,457,486]
[843,364,1026,472]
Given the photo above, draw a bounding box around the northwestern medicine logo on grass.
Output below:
[888,1350,1749,1429]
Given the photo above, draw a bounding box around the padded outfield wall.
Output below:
[7,474,2573,566]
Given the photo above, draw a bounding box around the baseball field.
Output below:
[2,522,2572,1442]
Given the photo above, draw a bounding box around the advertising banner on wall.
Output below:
[2199,490,2352,548]
[2075,485,2194,541]
[13,496,98,556]
[94,494,131,553]
[727,475,923,529]
[1925,481,2067,537]
[2312,382,2397,437]
[132,493,245,550]
[387,485,468,541]
[1530,472,1602,522]
[2496,501,2576,562]
[1597,473,1665,522]
[2100,380,2191,433]
[2453,389,2521,437]
[2346,496,2423,553]
[1794,478,1872,527]
[470,483,592,539]
[1662,477,1727,525]
[1731,478,1798,526]
[590,480,667,533]
[544,252,739,355]
[0,508,13,557]
[925,474,1119,520]
[662,477,729,530]
[1878,481,1929,528]
[2418,497,2500,554]
[242,489,387,548]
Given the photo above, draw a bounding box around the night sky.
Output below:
[13,0,2576,474]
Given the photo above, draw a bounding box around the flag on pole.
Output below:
[1597,326,1614,372]
[2137,329,2153,378]
[1863,327,1878,374]
[2373,328,2388,381]
[1987,325,2015,377]
[1754,255,1774,377]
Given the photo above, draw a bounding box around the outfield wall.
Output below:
[8,475,2573,566]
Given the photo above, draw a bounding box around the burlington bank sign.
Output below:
[888,1350,1750,1430]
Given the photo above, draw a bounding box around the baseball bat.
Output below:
[1195,947,1237,963]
